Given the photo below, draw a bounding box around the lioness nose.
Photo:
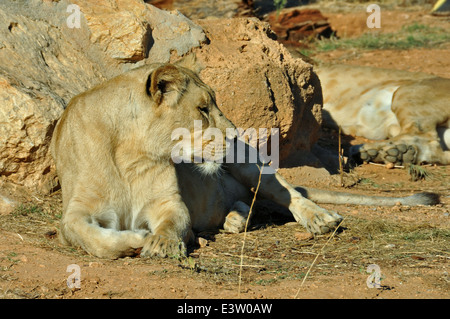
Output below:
[222,116,237,139]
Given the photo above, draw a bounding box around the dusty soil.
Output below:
[1,6,449,300]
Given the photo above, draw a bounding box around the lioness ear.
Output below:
[147,65,186,106]
[174,53,204,74]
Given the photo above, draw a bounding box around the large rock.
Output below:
[0,0,321,193]
[74,0,207,62]
[0,0,207,192]
[0,0,111,191]
[147,0,245,19]
[192,18,322,165]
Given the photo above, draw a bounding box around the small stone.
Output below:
[294,232,313,241]
[197,237,208,248]
[349,236,361,243]
[386,162,395,169]
[44,230,58,239]
[411,255,425,260]
[89,261,103,268]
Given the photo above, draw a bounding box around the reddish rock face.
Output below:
[192,18,323,166]
[267,8,335,47]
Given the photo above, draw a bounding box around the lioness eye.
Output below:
[199,106,209,115]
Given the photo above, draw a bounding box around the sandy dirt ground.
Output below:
[0,6,449,301]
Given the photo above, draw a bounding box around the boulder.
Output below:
[74,0,206,62]
[193,18,322,165]
[0,0,111,191]
[0,0,207,192]
[0,0,321,193]
[147,0,246,19]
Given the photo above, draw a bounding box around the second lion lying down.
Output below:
[51,57,439,259]
[317,64,450,166]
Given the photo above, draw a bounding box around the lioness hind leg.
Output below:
[223,201,250,233]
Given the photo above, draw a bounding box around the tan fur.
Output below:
[51,58,438,259]
[317,64,450,165]
[51,56,346,259]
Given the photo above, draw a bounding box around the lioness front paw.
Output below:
[303,209,343,235]
[140,234,186,258]
[353,144,383,163]
[290,199,343,235]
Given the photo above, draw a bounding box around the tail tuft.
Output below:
[405,192,440,206]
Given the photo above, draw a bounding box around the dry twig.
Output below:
[238,163,263,297]
[294,217,346,299]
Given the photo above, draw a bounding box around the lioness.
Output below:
[317,64,450,165]
[51,57,439,259]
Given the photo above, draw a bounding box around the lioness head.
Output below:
[145,56,236,174]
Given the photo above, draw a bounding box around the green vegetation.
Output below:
[314,23,450,51]
[315,0,435,4]
[273,0,288,13]
[12,203,61,221]
[407,163,432,181]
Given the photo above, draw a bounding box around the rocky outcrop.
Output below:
[193,18,322,165]
[0,0,110,191]
[0,0,207,192]
[147,0,247,19]
[0,0,321,193]
[74,0,206,62]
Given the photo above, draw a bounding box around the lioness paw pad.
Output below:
[352,142,418,165]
